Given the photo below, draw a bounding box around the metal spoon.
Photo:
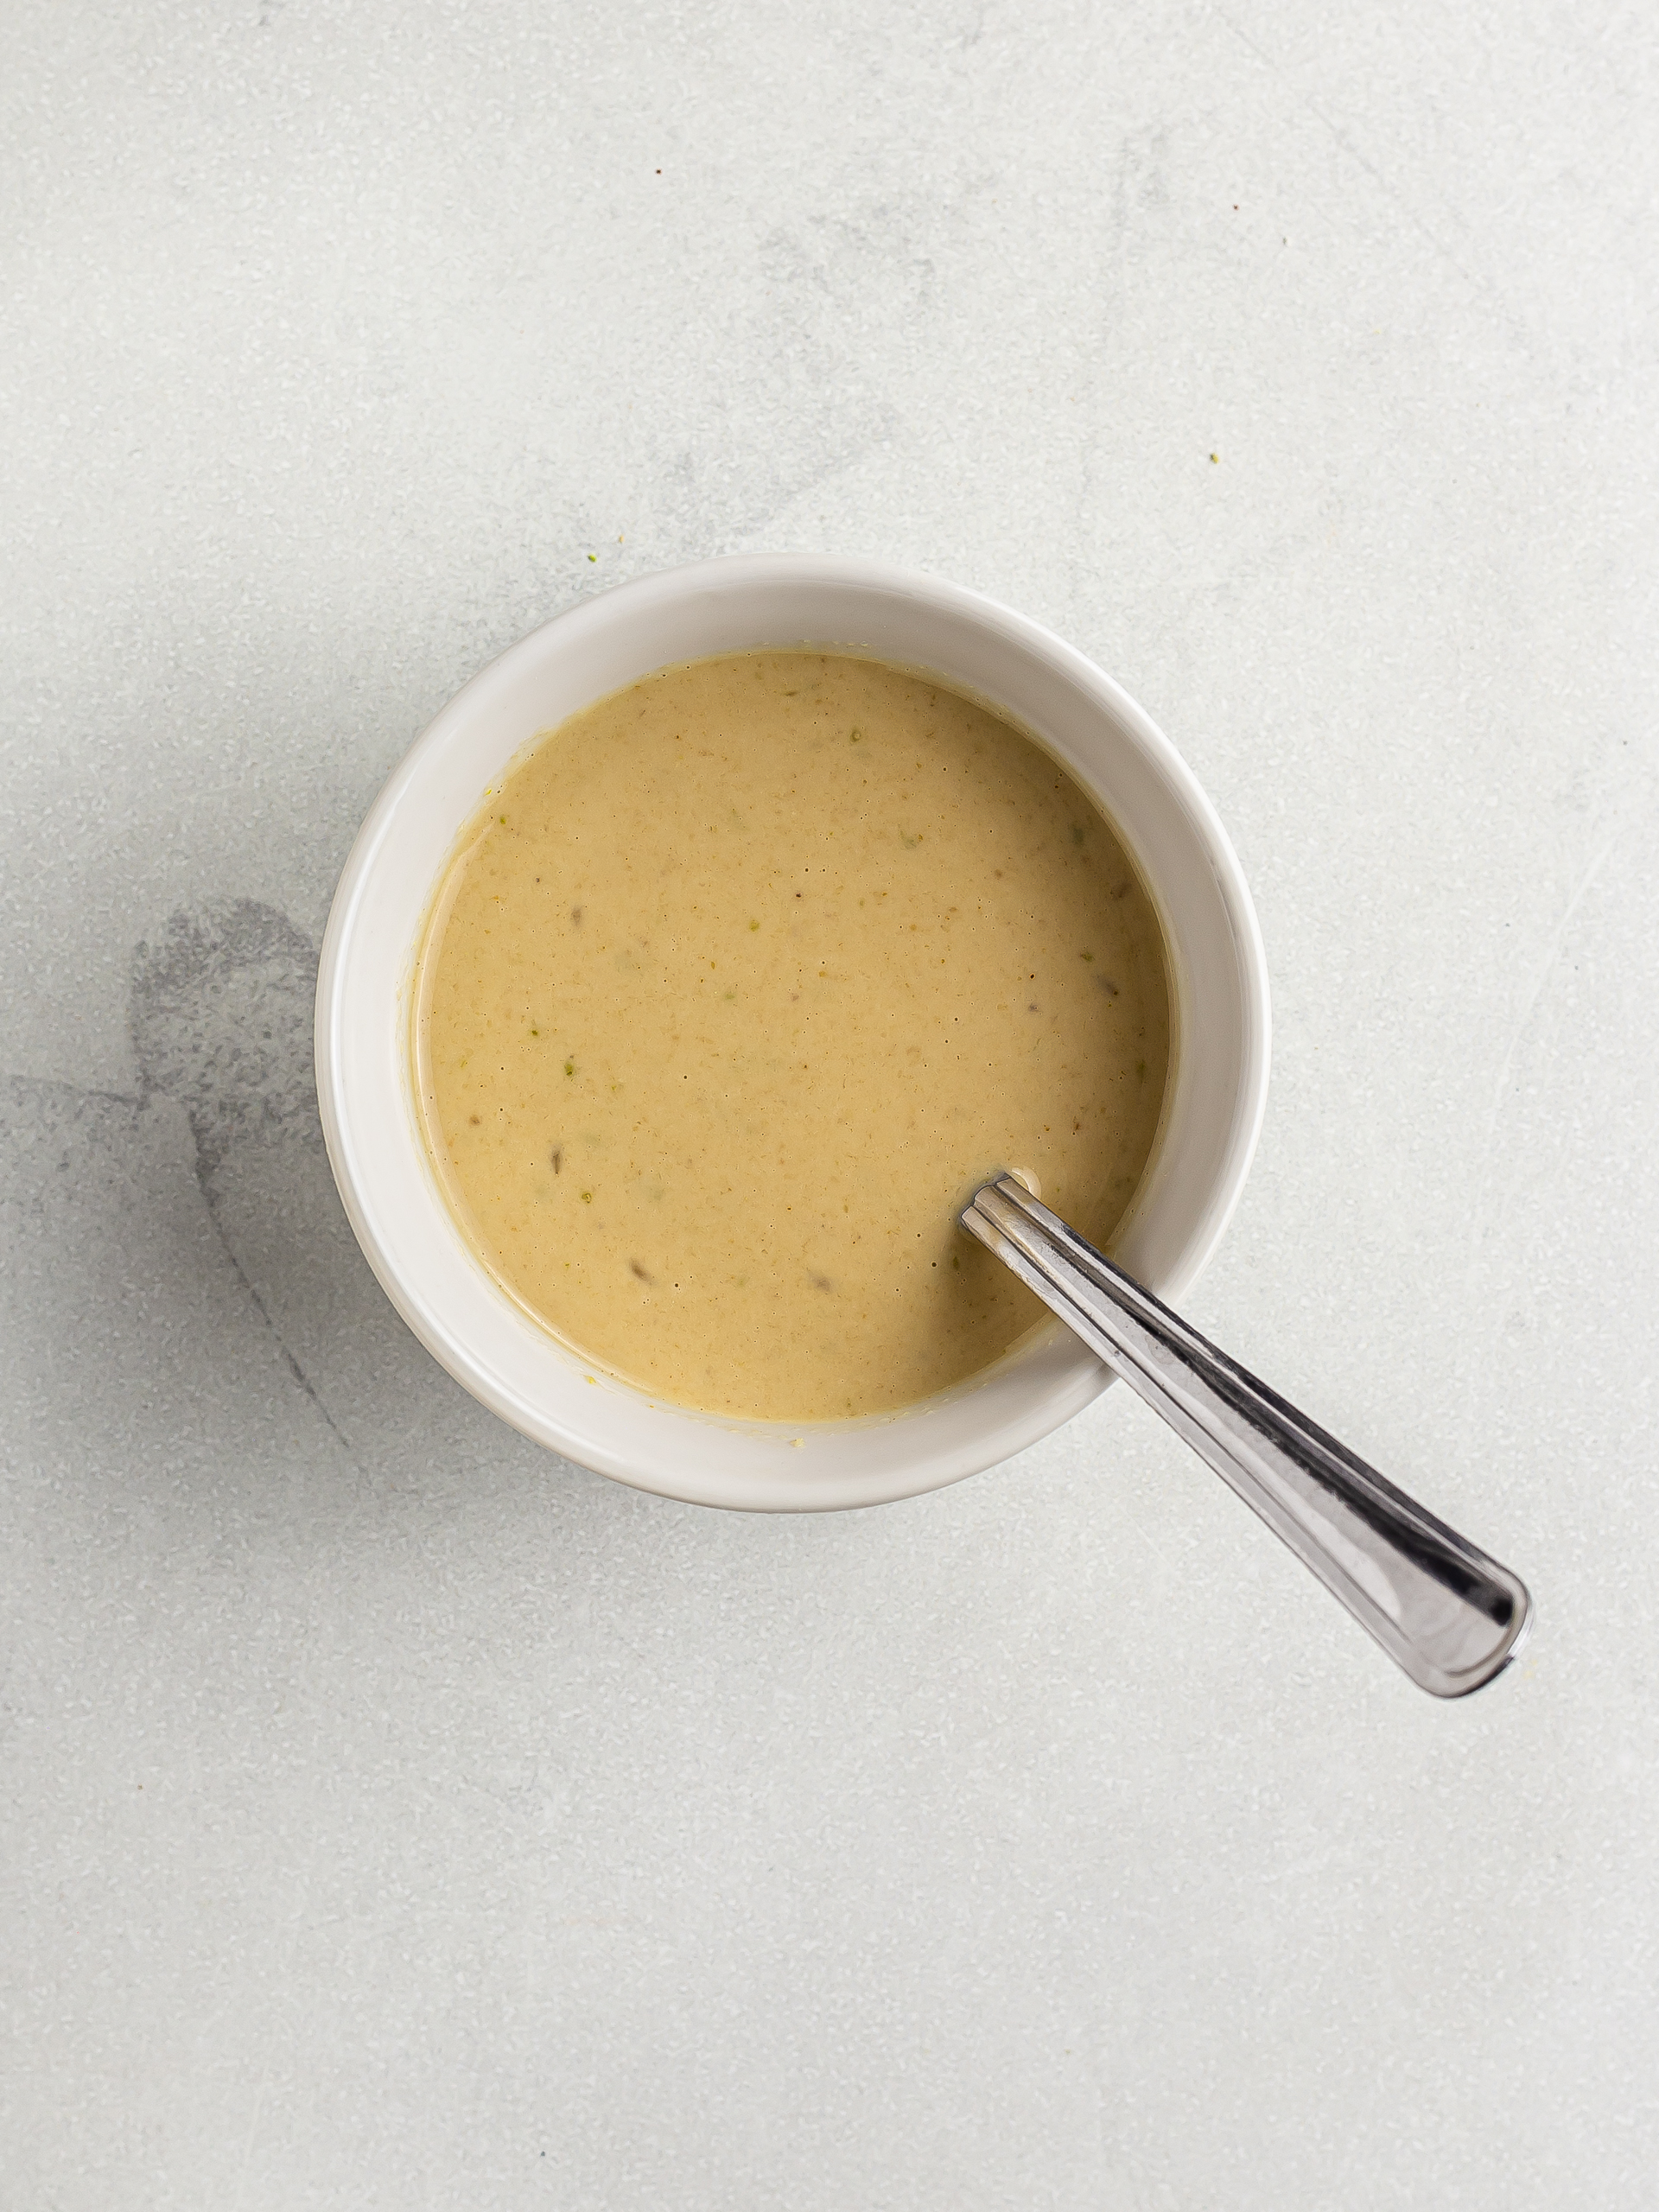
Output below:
[961,1175,1531,1697]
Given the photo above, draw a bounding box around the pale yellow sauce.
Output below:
[416,652,1170,1421]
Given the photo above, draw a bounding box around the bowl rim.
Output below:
[315,554,1271,1510]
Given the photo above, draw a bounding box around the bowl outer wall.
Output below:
[315,556,1270,1511]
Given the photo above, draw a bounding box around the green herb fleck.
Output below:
[563,1058,575,1077]
[748,919,760,931]
[1079,950,1094,962]
[581,1190,594,1203]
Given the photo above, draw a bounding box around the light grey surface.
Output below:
[3,2,1655,2204]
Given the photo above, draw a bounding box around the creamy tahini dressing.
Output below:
[415,651,1170,1421]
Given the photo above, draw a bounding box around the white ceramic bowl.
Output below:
[316,556,1269,1511]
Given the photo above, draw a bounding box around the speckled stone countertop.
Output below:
[3,5,1656,2206]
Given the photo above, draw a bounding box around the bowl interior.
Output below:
[315,558,1268,1510]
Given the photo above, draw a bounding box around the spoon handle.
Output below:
[962,1177,1531,1697]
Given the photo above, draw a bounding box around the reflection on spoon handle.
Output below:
[961,1177,1532,1698]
